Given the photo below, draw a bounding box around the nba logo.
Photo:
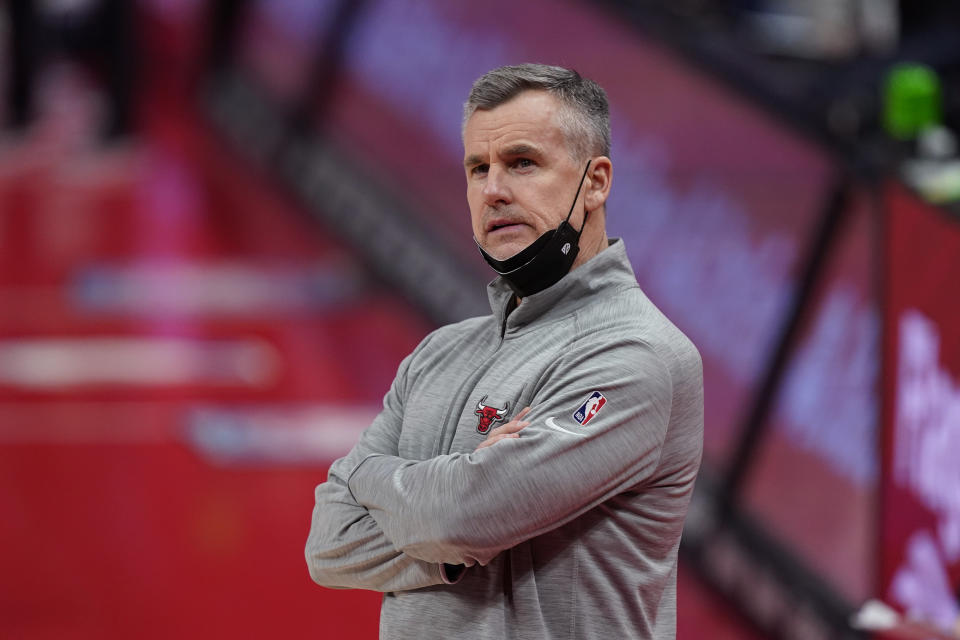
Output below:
[573,391,607,426]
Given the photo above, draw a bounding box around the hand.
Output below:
[475,406,531,451]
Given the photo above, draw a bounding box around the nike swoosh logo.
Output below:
[544,417,587,437]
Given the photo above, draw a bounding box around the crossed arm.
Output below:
[306,337,673,590]
[304,394,530,591]
[304,350,449,592]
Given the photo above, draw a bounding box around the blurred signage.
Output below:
[881,182,960,631]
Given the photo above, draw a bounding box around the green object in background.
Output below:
[883,63,942,140]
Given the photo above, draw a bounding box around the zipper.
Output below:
[432,316,510,457]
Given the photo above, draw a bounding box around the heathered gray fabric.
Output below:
[306,239,704,639]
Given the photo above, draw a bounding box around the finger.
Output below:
[487,420,529,439]
[475,433,520,450]
[484,408,532,440]
[513,406,532,421]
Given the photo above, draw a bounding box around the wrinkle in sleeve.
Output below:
[305,344,448,592]
[348,338,674,567]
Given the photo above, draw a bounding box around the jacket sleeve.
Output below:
[347,336,681,567]
[305,348,449,592]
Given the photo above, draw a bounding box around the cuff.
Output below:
[440,563,466,584]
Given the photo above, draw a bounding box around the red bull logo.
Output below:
[475,395,509,434]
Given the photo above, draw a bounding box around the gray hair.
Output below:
[463,63,611,161]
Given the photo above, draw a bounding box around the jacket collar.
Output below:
[486,238,637,335]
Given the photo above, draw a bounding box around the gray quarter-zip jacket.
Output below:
[306,239,703,639]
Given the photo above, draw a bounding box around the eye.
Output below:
[471,164,489,176]
[514,158,535,169]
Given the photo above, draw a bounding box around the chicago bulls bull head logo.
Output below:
[475,395,509,434]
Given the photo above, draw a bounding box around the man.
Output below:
[306,63,703,639]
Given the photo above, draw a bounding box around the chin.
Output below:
[483,229,539,259]
[484,240,529,260]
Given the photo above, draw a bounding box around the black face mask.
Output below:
[476,161,592,298]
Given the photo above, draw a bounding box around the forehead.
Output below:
[463,90,569,157]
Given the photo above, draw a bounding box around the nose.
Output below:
[481,163,511,207]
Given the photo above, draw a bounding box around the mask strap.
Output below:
[564,160,592,230]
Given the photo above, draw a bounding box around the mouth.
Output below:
[486,219,526,233]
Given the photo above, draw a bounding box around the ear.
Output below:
[584,156,612,212]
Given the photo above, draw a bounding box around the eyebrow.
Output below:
[503,144,542,158]
[464,144,544,168]
[464,154,485,168]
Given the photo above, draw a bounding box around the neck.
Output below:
[571,220,609,270]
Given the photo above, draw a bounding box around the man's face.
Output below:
[463,90,585,261]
